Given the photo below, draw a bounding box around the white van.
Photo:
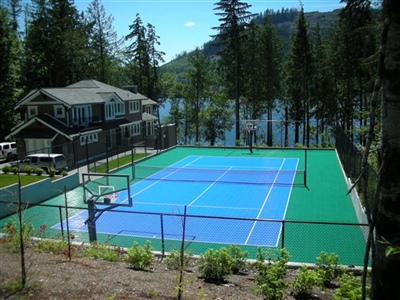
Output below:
[10,153,68,173]
[0,142,17,161]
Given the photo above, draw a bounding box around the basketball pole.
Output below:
[87,200,97,242]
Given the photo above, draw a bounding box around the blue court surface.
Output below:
[55,155,299,247]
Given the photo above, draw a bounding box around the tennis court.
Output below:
[1,147,368,266]
[54,154,300,247]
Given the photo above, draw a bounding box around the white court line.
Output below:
[282,158,300,220]
[188,166,233,206]
[244,159,286,245]
[131,156,204,197]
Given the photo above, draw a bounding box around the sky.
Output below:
[74,0,346,64]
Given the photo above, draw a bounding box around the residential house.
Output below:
[6,80,159,168]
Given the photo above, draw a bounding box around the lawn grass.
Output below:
[0,153,152,188]
[0,174,47,188]
[90,153,149,173]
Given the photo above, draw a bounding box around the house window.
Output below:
[129,101,140,113]
[54,105,65,118]
[73,105,92,127]
[80,133,98,145]
[145,106,152,114]
[146,121,154,136]
[28,106,38,118]
[124,121,141,138]
[106,98,125,121]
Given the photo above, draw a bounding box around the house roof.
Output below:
[6,114,76,141]
[142,112,158,121]
[16,80,153,108]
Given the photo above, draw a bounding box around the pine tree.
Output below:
[212,0,255,141]
[85,0,118,83]
[0,7,22,140]
[185,49,213,143]
[285,5,313,146]
[372,0,400,298]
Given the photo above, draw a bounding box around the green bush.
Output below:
[24,165,33,175]
[316,251,344,286]
[2,165,11,174]
[61,170,68,177]
[292,266,323,299]
[36,168,44,176]
[164,249,193,270]
[12,166,19,174]
[126,241,153,270]
[48,167,56,177]
[197,247,233,283]
[82,242,124,262]
[253,248,290,300]
[227,244,248,274]
[334,272,369,300]
[1,221,34,252]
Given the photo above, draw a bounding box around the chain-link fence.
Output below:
[335,124,377,211]
[0,200,368,267]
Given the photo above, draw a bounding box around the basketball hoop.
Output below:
[246,123,253,132]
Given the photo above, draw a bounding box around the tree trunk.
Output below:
[372,1,400,298]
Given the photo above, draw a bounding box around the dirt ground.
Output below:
[0,243,340,300]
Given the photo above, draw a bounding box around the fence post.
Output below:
[160,214,165,259]
[281,220,285,249]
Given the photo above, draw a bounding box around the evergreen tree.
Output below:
[212,0,255,141]
[146,23,164,100]
[372,0,400,298]
[125,15,163,99]
[334,0,377,140]
[23,0,90,89]
[184,49,213,143]
[258,15,283,146]
[85,0,118,83]
[310,23,335,145]
[285,5,313,146]
[0,7,22,140]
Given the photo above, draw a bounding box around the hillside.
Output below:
[159,8,341,78]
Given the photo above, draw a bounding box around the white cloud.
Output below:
[184,21,196,27]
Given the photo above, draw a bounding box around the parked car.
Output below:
[0,142,17,161]
[10,153,68,173]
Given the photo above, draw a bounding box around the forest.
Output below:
[1,0,380,149]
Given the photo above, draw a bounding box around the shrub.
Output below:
[2,165,11,174]
[253,248,290,300]
[126,241,153,270]
[315,251,344,286]
[82,242,124,262]
[48,167,56,177]
[24,165,33,175]
[34,237,69,254]
[164,249,193,270]
[61,170,68,177]
[292,266,323,299]
[197,247,234,283]
[227,244,248,274]
[1,221,34,252]
[12,166,19,174]
[333,272,369,300]
[36,168,44,176]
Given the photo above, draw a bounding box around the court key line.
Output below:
[244,158,286,245]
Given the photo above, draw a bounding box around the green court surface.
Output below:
[0,146,367,266]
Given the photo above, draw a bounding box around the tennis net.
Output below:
[133,165,306,186]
